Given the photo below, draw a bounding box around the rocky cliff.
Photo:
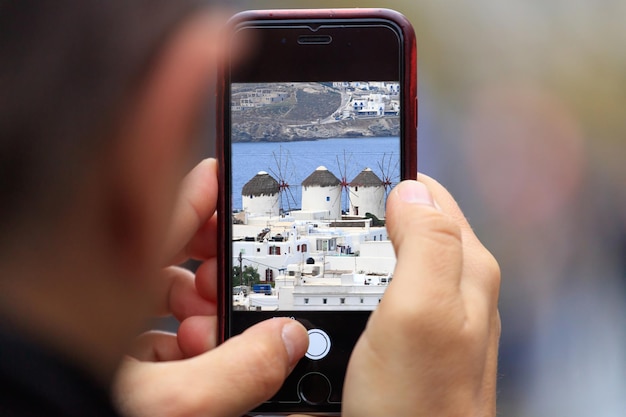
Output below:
[231,117,399,142]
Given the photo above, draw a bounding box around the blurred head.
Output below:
[0,0,225,379]
[0,0,215,250]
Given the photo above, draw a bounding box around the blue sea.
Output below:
[231,137,400,212]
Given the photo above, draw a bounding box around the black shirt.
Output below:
[0,327,121,417]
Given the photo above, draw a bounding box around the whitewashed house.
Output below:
[233,224,311,286]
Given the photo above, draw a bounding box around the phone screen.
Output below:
[230,81,400,312]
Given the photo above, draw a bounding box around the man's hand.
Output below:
[113,159,309,417]
[339,175,501,417]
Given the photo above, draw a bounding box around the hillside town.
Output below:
[232,81,400,119]
[230,82,401,141]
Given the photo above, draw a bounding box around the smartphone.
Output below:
[217,9,417,415]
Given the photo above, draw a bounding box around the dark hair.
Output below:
[0,0,208,243]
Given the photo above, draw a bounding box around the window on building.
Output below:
[340,298,346,304]
[360,298,364,304]
[269,246,281,255]
[354,186,358,192]
[304,298,309,304]
[323,298,327,304]
[354,206,359,215]
[297,244,300,252]
[256,248,260,253]
[302,244,307,252]
[326,196,330,202]
[317,240,329,251]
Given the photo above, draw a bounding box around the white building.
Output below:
[348,168,385,218]
[233,218,395,311]
[233,224,311,285]
[301,166,342,220]
[273,240,396,311]
[384,82,400,95]
[241,171,280,217]
[277,276,389,311]
[325,240,395,275]
[351,94,387,117]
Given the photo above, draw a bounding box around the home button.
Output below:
[305,328,331,360]
[298,372,331,405]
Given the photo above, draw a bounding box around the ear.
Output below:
[102,14,225,276]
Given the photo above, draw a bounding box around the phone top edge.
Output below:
[227,9,415,39]
[228,8,410,24]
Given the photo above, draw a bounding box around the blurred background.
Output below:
[220,0,626,415]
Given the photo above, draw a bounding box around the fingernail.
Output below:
[396,180,435,206]
[281,321,306,366]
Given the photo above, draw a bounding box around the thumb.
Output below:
[383,180,463,310]
[115,318,309,417]
[341,180,466,417]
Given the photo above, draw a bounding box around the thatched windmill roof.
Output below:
[242,171,279,197]
[350,168,383,187]
[301,166,340,188]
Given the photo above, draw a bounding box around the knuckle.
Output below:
[486,253,501,294]
[420,209,463,244]
[395,209,463,258]
[476,247,501,298]
[494,309,502,338]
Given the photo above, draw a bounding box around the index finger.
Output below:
[164,158,218,264]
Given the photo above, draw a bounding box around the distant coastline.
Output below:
[232,116,399,143]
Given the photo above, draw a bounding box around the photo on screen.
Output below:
[230,81,400,311]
